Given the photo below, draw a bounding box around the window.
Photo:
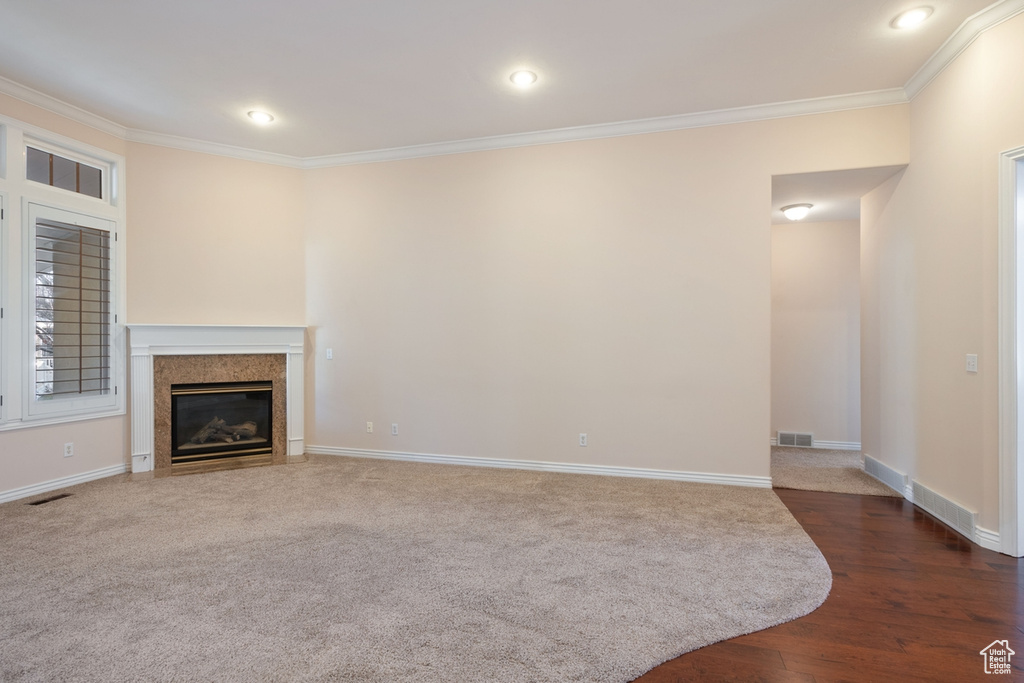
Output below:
[23,203,118,419]
[26,146,103,199]
[34,217,111,401]
[0,119,125,429]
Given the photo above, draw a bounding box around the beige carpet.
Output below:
[771,446,902,497]
[0,455,831,682]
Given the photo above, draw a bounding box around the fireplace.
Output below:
[127,324,305,476]
[170,381,273,466]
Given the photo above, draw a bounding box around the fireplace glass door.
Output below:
[170,381,273,465]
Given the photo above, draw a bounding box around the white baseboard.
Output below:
[306,445,773,489]
[0,464,127,504]
[814,440,862,451]
[976,526,1001,552]
[769,438,861,451]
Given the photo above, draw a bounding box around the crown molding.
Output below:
[301,89,909,168]
[904,0,1024,99]
[0,75,127,139]
[124,129,305,168]
[0,71,905,169]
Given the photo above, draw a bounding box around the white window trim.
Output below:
[0,115,126,430]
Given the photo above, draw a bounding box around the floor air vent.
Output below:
[777,431,813,448]
[911,481,975,541]
[27,493,72,506]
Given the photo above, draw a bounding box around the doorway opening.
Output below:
[770,166,904,496]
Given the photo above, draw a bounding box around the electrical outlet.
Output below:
[967,354,979,373]
[63,442,74,458]
[326,348,333,360]
[366,422,373,433]
[579,433,588,447]
[391,423,398,436]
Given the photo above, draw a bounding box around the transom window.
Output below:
[26,146,103,199]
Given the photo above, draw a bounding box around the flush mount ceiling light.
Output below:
[891,6,933,29]
[509,70,538,87]
[781,204,813,221]
[247,110,275,125]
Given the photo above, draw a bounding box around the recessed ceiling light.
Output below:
[781,204,813,221]
[247,110,275,125]
[891,6,933,29]
[509,70,538,87]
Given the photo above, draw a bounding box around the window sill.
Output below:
[0,406,126,432]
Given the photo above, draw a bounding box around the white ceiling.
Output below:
[772,165,907,224]
[0,0,1002,159]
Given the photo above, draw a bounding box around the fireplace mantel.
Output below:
[127,325,305,473]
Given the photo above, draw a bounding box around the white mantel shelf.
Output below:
[127,324,306,473]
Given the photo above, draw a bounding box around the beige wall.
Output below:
[771,220,860,446]
[860,170,905,466]
[125,143,306,325]
[305,106,908,478]
[860,13,1024,530]
[0,418,126,494]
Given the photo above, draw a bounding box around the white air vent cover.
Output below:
[864,455,908,495]
[912,481,976,541]
[777,431,813,448]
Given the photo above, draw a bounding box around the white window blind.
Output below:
[34,218,111,400]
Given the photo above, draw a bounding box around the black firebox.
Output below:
[170,381,272,465]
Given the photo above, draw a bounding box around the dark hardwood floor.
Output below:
[636,488,1024,682]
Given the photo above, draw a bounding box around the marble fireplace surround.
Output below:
[127,325,305,473]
